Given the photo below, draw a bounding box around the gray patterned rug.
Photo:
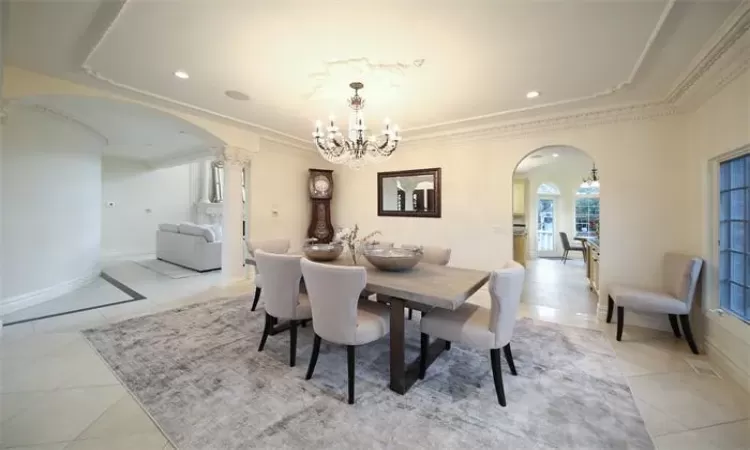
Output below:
[83,296,653,449]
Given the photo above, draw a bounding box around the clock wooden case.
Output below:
[307,169,335,243]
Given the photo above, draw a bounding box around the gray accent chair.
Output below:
[247,239,291,311]
[301,259,390,404]
[608,252,703,354]
[255,251,312,367]
[419,261,525,406]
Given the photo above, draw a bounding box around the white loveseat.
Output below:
[156,223,222,272]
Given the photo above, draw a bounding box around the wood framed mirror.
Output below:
[377,168,441,218]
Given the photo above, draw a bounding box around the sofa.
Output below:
[156,222,222,272]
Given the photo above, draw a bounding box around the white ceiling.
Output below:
[5,0,748,145]
[15,95,224,165]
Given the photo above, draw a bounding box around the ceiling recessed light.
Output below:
[553,153,559,157]
[225,90,250,101]
[174,70,190,79]
[526,91,540,99]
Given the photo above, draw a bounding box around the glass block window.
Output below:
[719,155,750,321]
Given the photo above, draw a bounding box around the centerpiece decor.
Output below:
[335,224,380,265]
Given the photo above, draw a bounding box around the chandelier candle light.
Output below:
[313,82,401,169]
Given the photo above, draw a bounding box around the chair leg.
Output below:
[503,343,517,376]
[251,287,261,311]
[419,333,429,379]
[606,296,614,323]
[445,341,451,350]
[562,250,568,264]
[489,349,507,407]
[258,312,271,352]
[305,334,321,380]
[408,308,413,320]
[668,314,682,338]
[289,320,298,367]
[347,345,356,404]
[679,315,699,355]
[616,307,624,341]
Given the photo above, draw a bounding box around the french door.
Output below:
[537,197,556,255]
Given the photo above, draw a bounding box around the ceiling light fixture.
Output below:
[312,81,401,169]
[581,163,600,188]
[225,90,250,101]
[526,91,540,99]
[553,153,559,158]
[174,70,190,79]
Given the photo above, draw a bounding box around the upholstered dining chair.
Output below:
[254,250,312,367]
[608,252,703,354]
[405,245,452,320]
[301,259,390,404]
[247,238,291,311]
[419,261,525,406]
[559,232,584,264]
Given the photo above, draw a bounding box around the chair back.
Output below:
[247,239,290,276]
[301,259,366,345]
[254,250,303,319]
[662,252,703,310]
[559,232,572,251]
[421,246,451,266]
[488,261,526,348]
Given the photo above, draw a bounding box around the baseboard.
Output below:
[705,339,750,394]
[0,270,100,315]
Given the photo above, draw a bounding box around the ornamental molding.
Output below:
[76,0,750,146]
[217,145,257,167]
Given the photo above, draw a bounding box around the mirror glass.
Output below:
[377,168,441,218]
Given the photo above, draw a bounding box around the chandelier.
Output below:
[581,163,600,187]
[312,82,401,169]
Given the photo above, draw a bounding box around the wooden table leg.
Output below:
[381,294,447,395]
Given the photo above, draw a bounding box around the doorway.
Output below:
[537,197,556,254]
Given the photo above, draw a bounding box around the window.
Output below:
[537,183,560,195]
[575,183,600,234]
[719,155,750,321]
[210,162,247,204]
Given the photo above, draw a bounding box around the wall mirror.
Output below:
[377,168,441,218]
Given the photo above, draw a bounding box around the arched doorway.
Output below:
[511,145,600,315]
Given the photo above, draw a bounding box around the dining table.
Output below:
[245,255,490,395]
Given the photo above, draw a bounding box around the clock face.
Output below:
[309,172,332,198]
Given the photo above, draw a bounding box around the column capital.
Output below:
[216,145,258,167]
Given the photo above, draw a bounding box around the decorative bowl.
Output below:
[363,246,423,272]
[303,242,344,262]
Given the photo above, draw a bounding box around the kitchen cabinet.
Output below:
[513,233,527,266]
[512,180,526,216]
[586,240,600,295]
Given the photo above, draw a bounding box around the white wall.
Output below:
[248,139,327,252]
[101,158,193,258]
[1,105,102,309]
[518,153,594,259]
[685,69,750,393]
[333,115,689,330]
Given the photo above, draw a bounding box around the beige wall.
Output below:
[685,69,750,393]
[333,115,690,329]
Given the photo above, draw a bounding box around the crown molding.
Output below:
[7,100,109,145]
[216,145,258,167]
[73,0,749,148]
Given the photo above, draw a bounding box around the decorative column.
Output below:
[218,145,255,284]
[199,159,212,204]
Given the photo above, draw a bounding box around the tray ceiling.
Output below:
[5,0,748,144]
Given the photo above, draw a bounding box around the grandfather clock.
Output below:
[307,169,335,243]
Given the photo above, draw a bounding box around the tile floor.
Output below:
[1,259,748,449]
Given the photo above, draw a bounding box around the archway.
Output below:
[511,145,600,316]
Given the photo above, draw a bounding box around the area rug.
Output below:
[83,297,653,449]
[134,259,204,279]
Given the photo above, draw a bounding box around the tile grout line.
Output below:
[654,417,750,438]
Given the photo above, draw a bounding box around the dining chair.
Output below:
[405,245,452,319]
[419,261,525,406]
[559,232,584,264]
[301,259,390,404]
[254,250,312,367]
[247,238,291,311]
[608,252,703,354]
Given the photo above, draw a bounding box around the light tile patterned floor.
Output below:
[0,259,748,449]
